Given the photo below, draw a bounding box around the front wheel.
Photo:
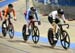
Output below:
[8,23,14,39]
[60,30,70,49]
[22,24,30,42]
[32,26,40,44]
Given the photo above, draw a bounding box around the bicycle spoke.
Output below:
[36,35,39,37]
[63,33,69,45]
[61,38,64,41]
[32,32,39,37]
[32,26,40,44]
[64,41,66,47]
[65,38,69,44]
[35,36,36,41]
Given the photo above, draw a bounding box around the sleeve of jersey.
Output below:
[35,10,40,21]
[26,9,29,22]
[13,9,16,17]
[62,15,66,21]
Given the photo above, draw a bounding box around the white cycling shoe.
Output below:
[3,24,7,28]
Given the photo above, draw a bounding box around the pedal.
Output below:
[53,38,57,41]
[26,31,29,35]
[3,24,6,28]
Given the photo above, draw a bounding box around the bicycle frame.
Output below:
[4,13,12,25]
[29,20,39,29]
[2,13,14,39]
[58,24,69,34]
[48,22,70,49]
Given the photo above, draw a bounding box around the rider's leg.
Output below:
[26,18,35,35]
[26,15,34,35]
[7,18,12,30]
[27,19,34,31]
[52,18,60,40]
[26,19,33,35]
[48,16,57,47]
[48,16,56,40]
[8,18,12,25]
[48,16,56,35]
[55,18,60,33]
[3,19,7,28]
[52,22,57,35]
[26,20,30,35]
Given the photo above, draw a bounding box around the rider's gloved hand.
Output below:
[38,21,41,25]
[14,18,16,21]
[14,17,16,21]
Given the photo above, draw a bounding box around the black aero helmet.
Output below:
[57,8,64,15]
[30,7,36,11]
[8,4,13,8]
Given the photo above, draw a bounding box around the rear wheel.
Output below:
[48,28,58,48]
[2,22,7,37]
[60,30,70,49]
[22,24,30,42]
[32,26,40,44]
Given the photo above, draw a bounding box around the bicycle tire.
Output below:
[8,23,14,39]
[32,26,40,44]
[2,22,7,37]
[60,30,70,49]
[22,24,29,42]
[48,28,57,47]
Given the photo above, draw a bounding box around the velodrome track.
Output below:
[0,0,75,53]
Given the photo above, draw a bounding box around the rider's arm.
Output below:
[35,10,40,21]
[62,15,66,23]
[26,9,30,22]
[12,9,16,19]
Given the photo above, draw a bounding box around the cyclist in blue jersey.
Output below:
[25,7,41,35]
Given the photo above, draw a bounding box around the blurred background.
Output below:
[33,0,75,20]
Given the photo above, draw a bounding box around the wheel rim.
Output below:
[2,23,7,37]
[60,31,70,49]
[2,28,7,37]
[8,25,14,39]
[32,26,40,44]
[48,28,58,46]
[22,24,29,42]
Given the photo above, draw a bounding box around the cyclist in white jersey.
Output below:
[48,8,66,38]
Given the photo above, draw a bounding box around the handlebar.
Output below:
[30,20,41,25]
[58,24,69,29]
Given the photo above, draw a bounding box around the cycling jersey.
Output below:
[48,10,66,21]
[3,7,16,19]
[25,8,40,22]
